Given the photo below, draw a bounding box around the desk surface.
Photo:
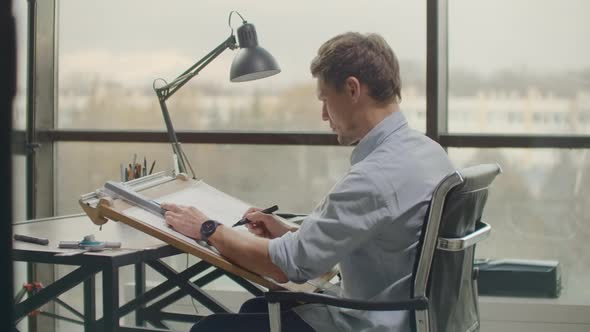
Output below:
[13,214,169,258]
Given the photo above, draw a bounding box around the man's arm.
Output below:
[161,203,289,284]
[208,225,289,284]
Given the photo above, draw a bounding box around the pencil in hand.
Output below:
[232,205,279,227]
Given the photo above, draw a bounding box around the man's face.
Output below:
[316,78,359,145]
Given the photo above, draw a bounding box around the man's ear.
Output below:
[345,76,361,102]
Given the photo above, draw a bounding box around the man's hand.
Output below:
[242,207,294,239]
[161,203,209,240]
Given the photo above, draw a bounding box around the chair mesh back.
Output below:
[415,164,501,332]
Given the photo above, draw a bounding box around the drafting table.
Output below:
[79,172,336,294]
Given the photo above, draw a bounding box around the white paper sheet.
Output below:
[122,180,254,253]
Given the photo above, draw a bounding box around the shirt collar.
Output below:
[350,111,408,165]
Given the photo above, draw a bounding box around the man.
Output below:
[163,32,454,332]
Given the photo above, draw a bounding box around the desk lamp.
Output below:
[153,11,280,179]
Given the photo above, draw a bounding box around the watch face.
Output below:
[202,220,216,233]
[201,220,219,239]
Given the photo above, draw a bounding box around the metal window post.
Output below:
[426,0,449,143]
[25,0,57,331]
[26,0,56,220]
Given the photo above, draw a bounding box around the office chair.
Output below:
[265,163,502,332]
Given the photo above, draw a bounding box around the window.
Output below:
[13,1,27,221]
[13,1,26,131]
[57,0,427,132]
[17,1,590,330]
[449,148,590,305]
[448,0,590,135]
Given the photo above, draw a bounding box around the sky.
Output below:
[12,0,590,88]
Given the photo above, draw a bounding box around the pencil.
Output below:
[232,205,279,227]
[149,160,156,175]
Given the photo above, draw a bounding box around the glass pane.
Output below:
[448,0,590,135]
[13,1,27,130]
[449,148,590,305]
[13,1,27,222]
[57,0,426,132]
[12,156,27,222]
[56,142,352,215]
[12,7,28,331]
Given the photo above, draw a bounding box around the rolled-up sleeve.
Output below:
[268,169,396,283]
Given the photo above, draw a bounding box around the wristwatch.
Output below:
[200,220,222,244]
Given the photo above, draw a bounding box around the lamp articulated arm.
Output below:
[152,12,280,180]
[154,35,237,179]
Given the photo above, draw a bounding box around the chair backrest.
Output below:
[412,163,502,332]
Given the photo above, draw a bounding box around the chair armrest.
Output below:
[437,221,491,252]
[265,291,428,311]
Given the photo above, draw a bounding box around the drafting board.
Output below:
[79,172,336,292]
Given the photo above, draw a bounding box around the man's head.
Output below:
[310,32,401,145]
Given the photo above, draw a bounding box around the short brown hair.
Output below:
[310,32,401,104]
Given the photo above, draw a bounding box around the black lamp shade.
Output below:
[230,47,281,82]
[230,22,280,82]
